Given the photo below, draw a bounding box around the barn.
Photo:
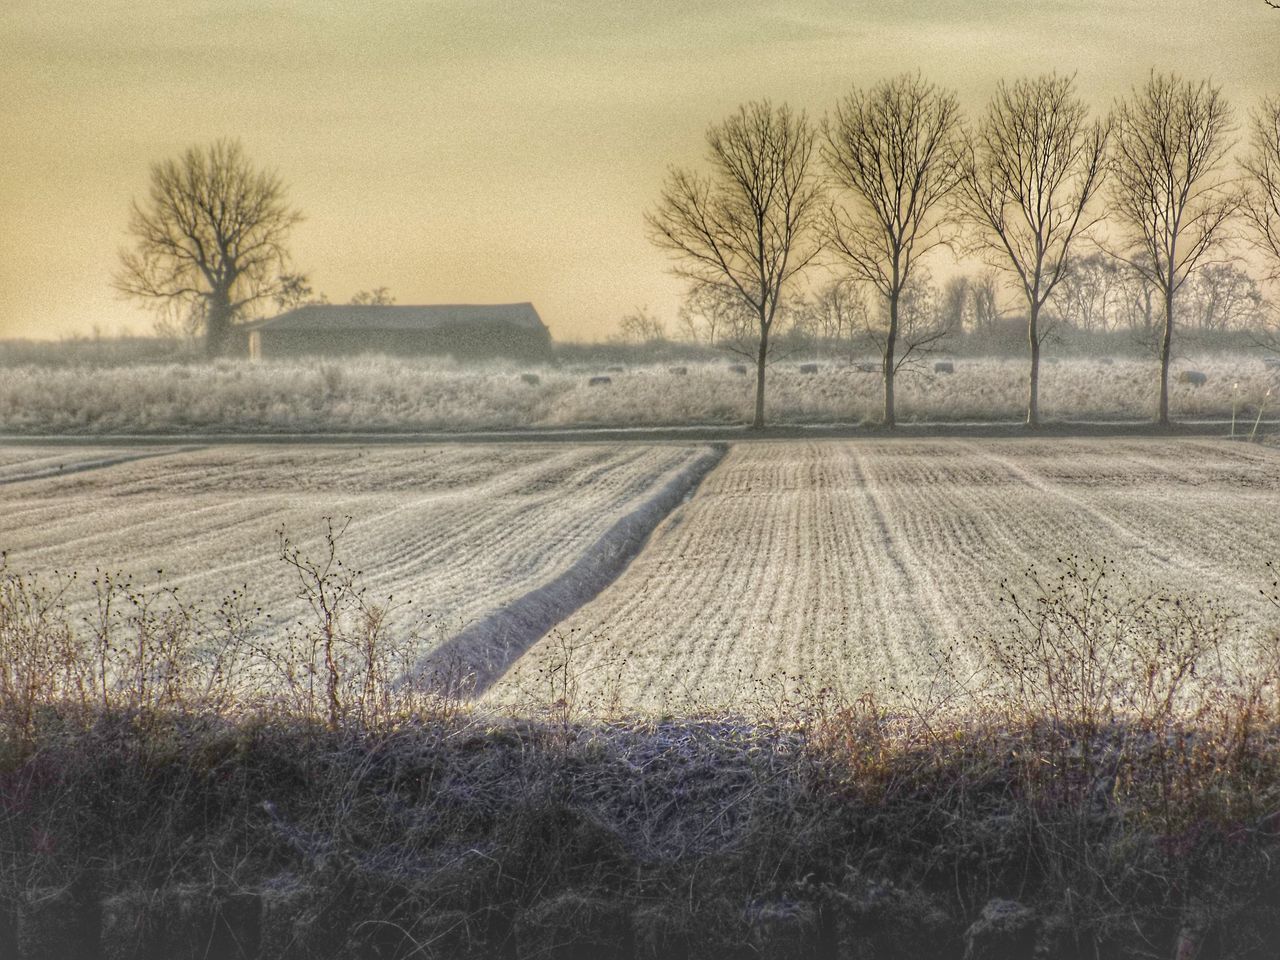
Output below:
[242,303,552,360]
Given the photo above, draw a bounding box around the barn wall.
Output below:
[254,324,552,360]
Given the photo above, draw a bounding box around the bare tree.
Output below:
[957,74,1110,426]
[115,139,304,356]
[675,306,701,344]
[1244,98,1280,274]
[823,73,963,428]
[617,306,667,343]
[648,101,822,429]
[350,287,395,306]
[677,282,754,346]
[970,270,1005,334]
[1109,73,1238,425]
[273,273,327,312]
[1183,263,1265,333]
[1115,261,1162,347]
[1245,96,1280,348]
[940,276,973,334]
[797,279,870,354]
[1056,253,1123,333]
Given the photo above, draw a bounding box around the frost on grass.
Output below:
[0,353,1276,432]
[5,437,1279,716]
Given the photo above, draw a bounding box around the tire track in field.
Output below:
[1,445,715,659]
[0,446,203,486]
[412,444,728,695]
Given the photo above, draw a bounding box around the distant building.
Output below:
[241,303,552,360]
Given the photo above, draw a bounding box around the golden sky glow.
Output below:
[1,1,1276,341]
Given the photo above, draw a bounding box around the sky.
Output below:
[1,0,1277,342]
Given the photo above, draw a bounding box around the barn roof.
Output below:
[248,303,546,333]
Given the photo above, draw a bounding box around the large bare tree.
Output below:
[823,73,963,428]
[957,74,1110,427]
[1243,97,1280,279]
[648,101,822,429]
[1245,96,1280,348]
[1109,73,1238,425]
[115,139,303,356]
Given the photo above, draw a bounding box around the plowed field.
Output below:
[6,438,1277,712]
[493,439,1280,708]
[0,443,717,660]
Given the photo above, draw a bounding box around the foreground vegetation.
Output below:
[2,548,1280,959]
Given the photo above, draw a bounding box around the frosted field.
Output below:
[4,438,1278,713]
[0,443,717,660]
[494,438,1280,709]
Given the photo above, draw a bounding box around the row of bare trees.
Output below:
[648,73,1280,428]
[667,259,1266,358]
[1053,255,1267,336]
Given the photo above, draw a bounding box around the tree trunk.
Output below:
[1158,283,1174,426]
[752,322,769,430]
[1027,302,1041,428]
[883,289,898,429]
[205,292,234,358]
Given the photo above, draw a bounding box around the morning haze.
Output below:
[0,0,1274,341]
[6,5,1280,956]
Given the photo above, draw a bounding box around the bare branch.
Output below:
[1243,97,1280,282]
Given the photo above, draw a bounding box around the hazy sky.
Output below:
[1,1,1277,341]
